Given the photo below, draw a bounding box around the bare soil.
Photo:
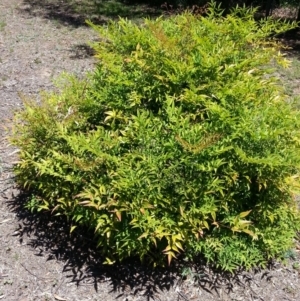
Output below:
[1,1,300,301]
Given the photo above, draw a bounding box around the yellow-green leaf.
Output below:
[138,232,148,240]
[70,225,77,233]
[239,210,252,218]
[203,220,210,230]
[175,241,184,252]
[211,211,216,222]
[116,211,122,221]
[104,257,115,265]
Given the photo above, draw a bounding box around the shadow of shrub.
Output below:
[6,191,269,300]
[19,0,163,27]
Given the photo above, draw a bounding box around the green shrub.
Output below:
[12,3,300,271]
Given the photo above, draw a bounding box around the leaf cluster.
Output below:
[11,3,300,271]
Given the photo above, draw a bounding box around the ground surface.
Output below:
[1,1,300,301]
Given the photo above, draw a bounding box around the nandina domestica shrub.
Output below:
[12,4,300,271]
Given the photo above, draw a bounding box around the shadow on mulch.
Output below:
[6,191,265,300]
[18,0,162,27]
[69,43,96,59]
[278,28,300,58]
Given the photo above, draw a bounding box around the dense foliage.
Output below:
[12,4,300,271]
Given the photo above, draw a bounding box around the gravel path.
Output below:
[1,1,300,301]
